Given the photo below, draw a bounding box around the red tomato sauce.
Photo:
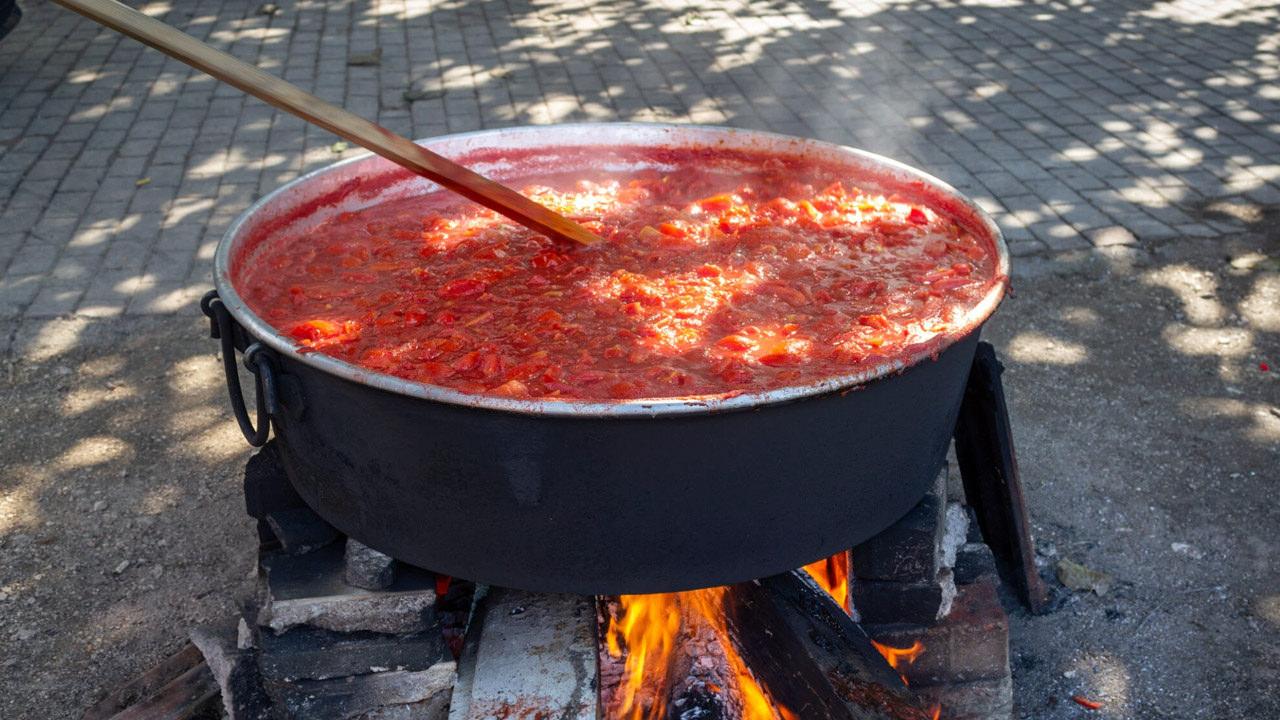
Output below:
[236,151,1000,401]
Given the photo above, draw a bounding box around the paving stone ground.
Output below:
[1,0,1278,319]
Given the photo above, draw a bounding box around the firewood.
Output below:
[82,644,217,720]
[599,573,936,720]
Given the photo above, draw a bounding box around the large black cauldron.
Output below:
[204,124,1008,594]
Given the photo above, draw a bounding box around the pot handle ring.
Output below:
[200,290,279,447]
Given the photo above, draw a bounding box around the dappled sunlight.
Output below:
[1162,325,1254,358]
[1176,396,1280,444]
[131,282,208,315]
[67,221,117,252]
[1006,330,1089,365]
[162,197,216,228]
[1057,306,1102,327]
[1254,595,1280,629]
[1066,652,1132,712]
[84,599,171,649]
[167,354,225,395]
[166,407,229,436]
[59,383,138,418]
[0,477,45,534]
[68,95,133,123]
[1239,274,1280,331]
[19,317,92,363]
[1143,0,1279,26]
[1142,264,1228,325]
[78,355,129,379]
[173,420,259,463]
[140,484,182,515]
[0,312,261,715]
[55,436,133,471]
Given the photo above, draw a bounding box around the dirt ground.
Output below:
[985,232,1279,718]
[1,232,1277,719]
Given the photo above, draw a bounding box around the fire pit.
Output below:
[95,123,1046,720]
[86,339,1045,720]
[199,123,1010,595]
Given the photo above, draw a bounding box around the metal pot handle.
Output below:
[200,290,279,447]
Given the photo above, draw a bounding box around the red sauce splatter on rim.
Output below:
[236,150,1001,401]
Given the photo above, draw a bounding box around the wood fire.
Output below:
[596,552,941,720]
[801,551,851,614]
[601,587,798,720]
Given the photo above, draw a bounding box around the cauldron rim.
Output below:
[213,122,1008,418]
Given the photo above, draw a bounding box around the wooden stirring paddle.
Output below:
[51,0,603,246]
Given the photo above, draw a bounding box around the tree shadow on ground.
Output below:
[0,0,1278,717]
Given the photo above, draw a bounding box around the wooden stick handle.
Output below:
[51,0,602,246]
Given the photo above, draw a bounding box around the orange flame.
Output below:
[801,551,851,613]
[605,592,680,719]
[870,640,941,718]
[871,638,924,686]
[605,587,793,720]
[870,639,925,675]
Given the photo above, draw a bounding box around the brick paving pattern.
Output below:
[1,0,1277,318]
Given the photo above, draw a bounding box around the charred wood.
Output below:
[82,644,220,720]
[599,574,937,720]
[665,613,744,720]
[757,571,937,720]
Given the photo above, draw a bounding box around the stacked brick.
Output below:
[849,465,1013,720]
[194,442,455,719]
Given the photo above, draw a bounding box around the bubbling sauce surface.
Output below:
[236,150,1001,401]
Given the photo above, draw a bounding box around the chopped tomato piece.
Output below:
[696,194,736,212]
[657,222,686,238]
[859,314,892,330]
[492,379,529,397]
[716,334,755,352]
[439,278,487,299]
[289,319,342,342]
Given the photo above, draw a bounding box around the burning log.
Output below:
[597,590,752,720]
[753,572,929,718]
[598,572,937,720]
[665,607,748,719]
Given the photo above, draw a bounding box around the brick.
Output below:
[914,676,1013,720]
[0,274,42,315]
[6,243,59,274]
[862,581,1009,687]
[274,667,454,720]
[1087,226,1138,247]
[259,543,439,635]
[189,620,273,720]
[100,239,150,270]
[451,588,597,720]
[344,539,396,591]
[852,569,956,625]
[258,625,446,683]
[953,543,999,586]
[264,507,341,555]
[26,284,82,317]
